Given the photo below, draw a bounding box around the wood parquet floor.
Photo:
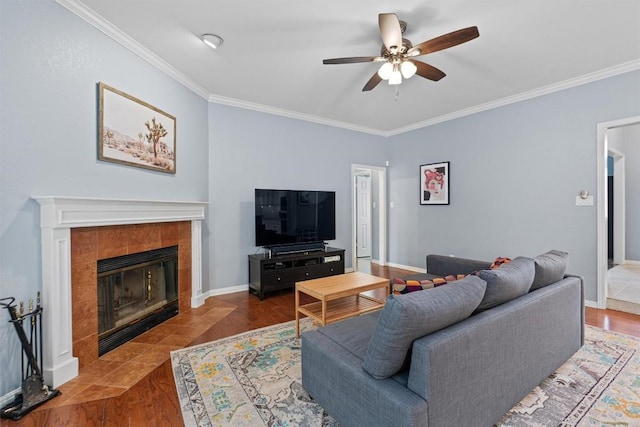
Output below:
[2,264,638,427]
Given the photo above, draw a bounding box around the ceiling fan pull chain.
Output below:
[395,86,399,102]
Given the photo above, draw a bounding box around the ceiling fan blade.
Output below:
[408,26,479,57]
[410,59,446,81]
[362,72,383,91]
[323,56,381,65]
[379,13,403,54]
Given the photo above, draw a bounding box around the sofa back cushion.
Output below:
[362,275,487,379]
[476,256,535,312]
[530,250,569,291]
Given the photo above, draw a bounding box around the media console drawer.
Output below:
[248,247,345,300]
[261,270,292,287]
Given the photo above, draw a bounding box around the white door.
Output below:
[356,174,372,258]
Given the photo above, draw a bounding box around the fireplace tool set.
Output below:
[1,294,60,420]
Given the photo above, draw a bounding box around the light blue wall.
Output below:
[0,0,386,399]
[207,104,387,290]
[0,1,209,397]
[387,70,640,302]
[2,0,639,404]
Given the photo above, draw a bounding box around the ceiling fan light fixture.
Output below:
[400,60,417,79]
[202,33,224,49]
[322,14,479,92]
[377,62,394,80]
[388,68,402,85]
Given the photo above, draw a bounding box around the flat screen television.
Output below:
[255,189,336,247]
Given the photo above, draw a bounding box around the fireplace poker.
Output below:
[29,299,34,377]
[19,301,25,378]
[36,292,42,372]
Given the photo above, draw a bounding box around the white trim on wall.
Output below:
[55,0,640,137]
[391,60,640,136]
[596,116,640,309]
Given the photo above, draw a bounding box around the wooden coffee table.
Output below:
[295,271,389,337]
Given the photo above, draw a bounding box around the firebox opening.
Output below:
[97,245,178,356]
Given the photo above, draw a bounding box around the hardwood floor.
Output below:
[3,264,638,427]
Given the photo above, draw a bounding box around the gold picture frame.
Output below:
[98,82,176,174]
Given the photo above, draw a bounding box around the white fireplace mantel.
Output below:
[32,196,208,388]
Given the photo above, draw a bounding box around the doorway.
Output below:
[597,116,640,313]
[351,164,387,274]
[355,172,372,259]
[607,149,625,266]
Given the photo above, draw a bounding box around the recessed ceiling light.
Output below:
[202,33,224,49]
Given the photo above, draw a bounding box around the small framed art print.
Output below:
[420,162,449,205]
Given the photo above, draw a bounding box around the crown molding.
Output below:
[207,93,388,137]
[388,59,640,136]
[54,0,640,137]
[57,0,386,136]
[56,0,210,99]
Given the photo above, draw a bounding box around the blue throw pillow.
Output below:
[362,275,487,379]
[530,250,568,291]
[476,256,535,312]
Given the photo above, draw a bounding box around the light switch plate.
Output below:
[576,195,594,206]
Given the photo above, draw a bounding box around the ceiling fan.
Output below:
[323,13,479,91]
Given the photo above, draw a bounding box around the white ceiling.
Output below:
[62,0,640,136]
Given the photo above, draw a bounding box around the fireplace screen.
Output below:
[97,246,178,355]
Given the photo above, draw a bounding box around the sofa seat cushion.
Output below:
[530,250,569,290]
[476,256,535,312]
[313,311,381,361]
[362,275,487,379]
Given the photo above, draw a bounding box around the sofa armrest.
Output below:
[563,273,585,345]
[426,254,491,276]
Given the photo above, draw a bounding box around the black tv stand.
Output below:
[248,247,345,300]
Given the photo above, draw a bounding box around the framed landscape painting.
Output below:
[420,162,449,205]
[98,82,176,174]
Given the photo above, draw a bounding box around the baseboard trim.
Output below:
[385,262,426,273]
[206,284,248,298]
[585,299,599,309]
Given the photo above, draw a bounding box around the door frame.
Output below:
[351,164,387,270]
[596,115,640,308]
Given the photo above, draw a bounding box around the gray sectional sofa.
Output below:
[301,251,584,427]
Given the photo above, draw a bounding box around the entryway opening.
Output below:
[597,116,640,315]
[351,164,387,273]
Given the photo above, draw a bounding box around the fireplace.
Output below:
[97,245,179,355]
[33,196,208,388]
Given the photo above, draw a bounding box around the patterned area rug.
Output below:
[171,321,639,427]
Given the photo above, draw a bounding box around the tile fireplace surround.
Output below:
[32,196,207,389]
